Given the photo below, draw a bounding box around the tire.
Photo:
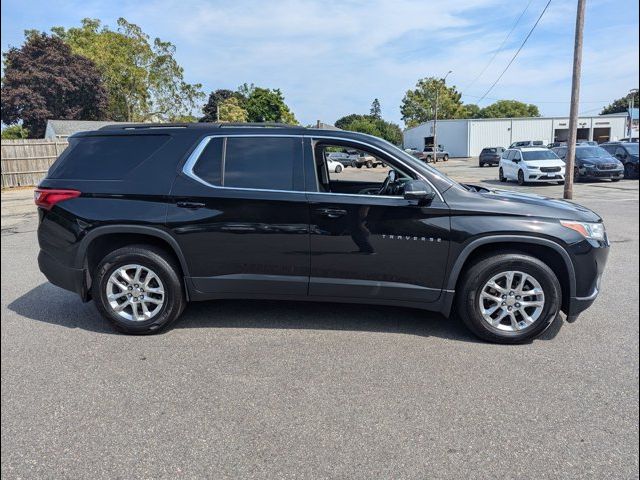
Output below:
[624,163,635,179]
[574,166,581,183]
[356,164,363,169]
[372,163,378,168]
[479,162,485,168]
[426,155,433,163]
[455,252,562,344]
[499,167,507,182]
[517,170,526,186]
[335,164,343,173]
[366,160,373,168]
[92,245,186,335]
[443,155,449,162]
[611,178,621,182]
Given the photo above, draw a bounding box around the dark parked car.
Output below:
[36,123,609,344]
[552,145,624,182]
[600,142,639,179]
[479,147,505,167]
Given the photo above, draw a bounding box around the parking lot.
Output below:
[1,159,638,479]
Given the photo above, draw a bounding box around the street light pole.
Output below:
[432,70,452,161]
[563,0,586,200]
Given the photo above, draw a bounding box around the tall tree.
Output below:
[479,100,540,118]
[334,113,402,145]
[601,91,639,115]
[218,97,249,122]
[52,18,204,122]
[400,77,466,127]
[244,87,297,124]
[1,32,107,138]
[201,89,237,122]
[370,98,382,119]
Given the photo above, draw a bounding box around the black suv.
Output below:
[600,142,639,179]
[36,123,609,343]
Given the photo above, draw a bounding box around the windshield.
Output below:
[625,144,639,155]
[575,147,612,159]
[522,150,559,161]
[382,139,460,188]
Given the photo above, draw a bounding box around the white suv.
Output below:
[499,147,566,185]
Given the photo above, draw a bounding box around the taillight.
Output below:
[34,189,81,210]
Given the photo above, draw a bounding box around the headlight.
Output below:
[560,220,606,241]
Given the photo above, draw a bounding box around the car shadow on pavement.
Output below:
[8,282,563,342]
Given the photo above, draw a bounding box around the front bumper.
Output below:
[580,168,625,179]
[527,172,565,182]
[38,249,89,301]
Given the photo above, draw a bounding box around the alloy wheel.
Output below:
[478,270,545,332]
[106,264,165,322]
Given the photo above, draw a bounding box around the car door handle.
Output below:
[316,208,347,218]
[177,201,206,209]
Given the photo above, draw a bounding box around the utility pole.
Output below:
[628,89,638,138]
[432,70,452,160]
[564,0,586,200]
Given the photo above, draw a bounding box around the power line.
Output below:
[465,0,535,90]
[461,93,609,104]
[476,0,553,104]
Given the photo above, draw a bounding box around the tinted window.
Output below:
[224,137,301,190]
[193,137,223,185]
[625,144,638,155]
[482,148,497,154]
[522,150,559,161]
[615,147,628,158]
[49,135,170,180]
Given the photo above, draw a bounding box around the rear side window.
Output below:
[49,135,170,180]
[192,137,224,185]
[223,137,301,190]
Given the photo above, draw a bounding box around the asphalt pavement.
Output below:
[1,160,638,479]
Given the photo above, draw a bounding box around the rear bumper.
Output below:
[38,249,89,301]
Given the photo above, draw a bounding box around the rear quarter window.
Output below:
[48,135,170,180]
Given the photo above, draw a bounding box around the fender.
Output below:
[74,224,190,277]
[446,234,576,294]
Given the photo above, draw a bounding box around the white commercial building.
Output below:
[402,114,628,158]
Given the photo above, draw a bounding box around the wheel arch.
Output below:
[76,226,190,280]
[445,235,576,313]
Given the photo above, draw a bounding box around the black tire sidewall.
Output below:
[92,247,184,334]
[457,254,561,343]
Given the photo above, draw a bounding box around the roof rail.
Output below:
[98,122,305,131]
[217,122,305,129]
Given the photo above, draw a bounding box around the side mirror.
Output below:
[404,180,436,203]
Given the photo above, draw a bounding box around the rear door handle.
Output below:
[316,208,347,218]
[177,201,206,209]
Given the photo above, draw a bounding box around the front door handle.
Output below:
[316,208,347,218]
[177,201,206,209]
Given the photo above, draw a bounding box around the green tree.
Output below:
[1,125,30,139]
[200,89,243,122]
[244,87,297,124]
[1,32,107,138]
[334,114,402,145]
[52,18,204,122]
[370,98,382,119]
[479,100,540,118]
[400,77,466,127]
[601,91,639,114]
[218,97,248,122]
[462,103,482,118]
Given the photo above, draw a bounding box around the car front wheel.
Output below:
[92,245,186,334]
[455,253,561,343]
[517,170,526,186]
[443,155,449,161]
[335,164,343,173]
[499,167,507,182]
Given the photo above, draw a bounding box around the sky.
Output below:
[2,0,639,126]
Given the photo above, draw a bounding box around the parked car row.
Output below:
[477,141,638,186]
[326,151,382,169]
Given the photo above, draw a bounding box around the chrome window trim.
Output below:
[182,133,444,202]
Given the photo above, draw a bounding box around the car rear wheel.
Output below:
[499,167,507,182]
[92,245,186,334]
[335,164,343,173]
[455,253,561,343]
[479,162,485,168]
[443,155,449,161]
[356,164,363,169]
[426,155,433,163]
[366,160,373,168]
[517,170,526,186]
[574,166,581,182]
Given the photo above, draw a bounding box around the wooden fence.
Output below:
[1,139,69,188]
